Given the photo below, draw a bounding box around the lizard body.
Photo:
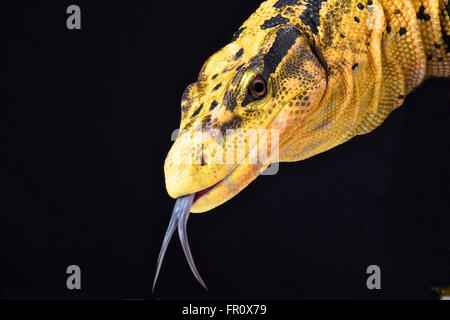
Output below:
[155,0,450,290]
[165,0,450,213]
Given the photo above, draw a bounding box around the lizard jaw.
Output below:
[193,181,221,204]
[165,140,271,213]
[190,160,271,213]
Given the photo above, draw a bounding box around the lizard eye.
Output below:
[248,76,267,100]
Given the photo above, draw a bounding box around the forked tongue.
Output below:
[152,193,207,291]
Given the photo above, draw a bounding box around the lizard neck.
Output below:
[279,0,448,162]
[413,0,450,77]
[312,0,449,138]
[379,0,450,80]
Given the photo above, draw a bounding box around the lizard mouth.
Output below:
[192,164,239,205]
[192,181,221,204]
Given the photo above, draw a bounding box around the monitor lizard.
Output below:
[155,0,450,290]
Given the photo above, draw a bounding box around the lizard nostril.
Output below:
[201,153,207,166]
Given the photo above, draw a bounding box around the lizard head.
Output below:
[165,8,328,213]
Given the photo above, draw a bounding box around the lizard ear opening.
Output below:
[272,36,328,162]
[309,41,327,71]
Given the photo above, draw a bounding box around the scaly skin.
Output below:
[165,0,450,213]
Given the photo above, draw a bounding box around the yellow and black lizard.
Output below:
[154,0,450,290]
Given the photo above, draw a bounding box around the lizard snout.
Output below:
[164,129,233,200]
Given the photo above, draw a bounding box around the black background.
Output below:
[1,0,449,299]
